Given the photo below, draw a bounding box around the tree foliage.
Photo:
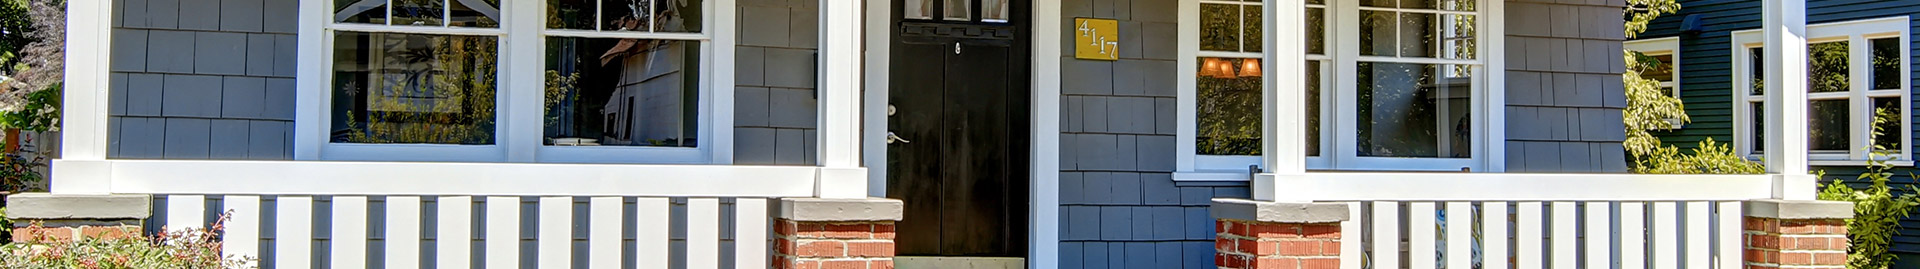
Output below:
[1621,0,1766,174]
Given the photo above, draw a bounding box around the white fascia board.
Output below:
[1270,172,1777,201]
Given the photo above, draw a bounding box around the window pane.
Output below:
[1399,12,1435,58]
[1361,0,1394,8]
[393,0,445,26]
[945,0,970,21]
[1357,62,1472,158]
[335,0,387,23]
[331,31,499,144]
[651,0,702,32]
[1306,60,1322,157]
[1443,14,1475,59]
[1197,57,1264,155]
[602,0,655,32]
[1808,41,1849,93]
[1307,0,1323,5]
[546,0,596,30]
[1306,8,1325,55]
[1751,102,1764,152]
[903,0,933,20]
[448,0,500,27]
[1401,0,1434,10]
[1872,38,1901,90]
[1200,4,1241,52]
[1872,97,1902,152]
[1643,54,1674,82]
[1359,10,1396,56]
[983,0,1010,22]
[1750,47,1763,96]
[545,37,701,147]
[1244,6,1262,53]
[1441,0,1475,11]
[1808,99,1848,151]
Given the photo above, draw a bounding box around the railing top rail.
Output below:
[1269,172,1777,202]
[82,160,821,197]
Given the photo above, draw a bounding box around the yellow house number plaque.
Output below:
[1074,18,1119,61]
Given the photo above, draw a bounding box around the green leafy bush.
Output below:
[1817,108,1920,269]
[0,213,255,268]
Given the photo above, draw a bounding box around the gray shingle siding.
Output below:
[108,0,296,160]
[1055,0,1247,268]
[1638,0,1920,255]
[732,0,818,165]
[1503,0,1630,173]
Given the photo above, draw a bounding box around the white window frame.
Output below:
[295,0,736,164]
[1177,0,1500,180]
[1627,37,1684,128]
[1731,16,1911,165]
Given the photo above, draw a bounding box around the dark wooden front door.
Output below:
[885,0,1030,258]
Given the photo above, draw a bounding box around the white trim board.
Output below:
[58,159,820,197]
[1032,0,1064,267]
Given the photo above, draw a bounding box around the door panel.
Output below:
[938,43,1012,256]
[888,43,949,255]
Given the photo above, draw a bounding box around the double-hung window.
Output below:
[315,0,724,163]
[1627,37,1682,128]
[1177,0,1494,179]
[1731,17,1910,164]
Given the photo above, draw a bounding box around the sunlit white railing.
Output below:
[97,160,823,269]
[1276,173,1778,269]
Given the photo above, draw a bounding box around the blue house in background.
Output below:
[1632,0,1920,260]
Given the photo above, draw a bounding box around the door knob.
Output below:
[887,132,911,144]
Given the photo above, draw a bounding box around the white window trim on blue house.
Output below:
[1731,16,1912,166]
[1176,0,1506,181]
[1626,37,1685,129]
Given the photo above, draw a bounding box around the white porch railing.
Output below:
[1275,173,1778,269]
[91,160,822,269]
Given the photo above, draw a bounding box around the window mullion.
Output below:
[503,0,544,162]
[1848,35,1870,159]
[1332,0,1361,167]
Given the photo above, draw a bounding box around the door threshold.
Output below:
[893,256,1026,269]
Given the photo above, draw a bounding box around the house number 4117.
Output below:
[1074,18,1120,60]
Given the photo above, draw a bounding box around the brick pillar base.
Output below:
[1744,199,1853,269]
[772,198,903,269]
[1211,199,1349,269]
[6,193,152,244]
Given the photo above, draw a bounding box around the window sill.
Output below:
[1172,171,1251,182]
[1808,160,1915,167]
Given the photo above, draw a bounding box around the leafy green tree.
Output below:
[1622,0,1767,174]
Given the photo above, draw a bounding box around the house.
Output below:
[11,0,1862,268]
[1628,0,1920,262]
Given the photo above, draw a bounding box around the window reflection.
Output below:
[1197,58,1264,155]
[983,0,1010,22]
[330,32,499,144]
[546,0,701,32]
[1809,41,1849,93]
[1356,62,1472,158]
[334,0,500,27]
[544,37,700,147]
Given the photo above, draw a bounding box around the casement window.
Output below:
[1731,17,1911,164]
[1177,0,1496,179]
[311,0,728,163]
[1627,37,1683,128]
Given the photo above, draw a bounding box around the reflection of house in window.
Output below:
[546,38,699,147]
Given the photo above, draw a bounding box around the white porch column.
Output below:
[815,0,867,199]
[1256,0,1307,201]
[1762,0,1815,200]
[53,0,116,194]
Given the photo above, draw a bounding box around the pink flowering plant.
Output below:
[0,212,256,268]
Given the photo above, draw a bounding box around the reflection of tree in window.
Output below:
[1197,58,1263,155]
[332,32,499,144]
[1809,41,1849,93]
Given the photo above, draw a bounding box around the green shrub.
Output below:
[1817,108,1920,269]
[0,213,255,268]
